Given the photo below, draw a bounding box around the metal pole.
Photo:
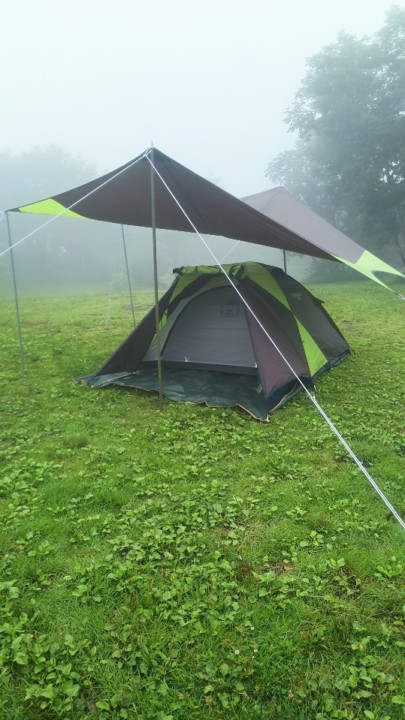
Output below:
[120,225,136,325]
[150,146,163,410]
[5,212,25,373]
[104,255,116,329]
[283,249,287,274]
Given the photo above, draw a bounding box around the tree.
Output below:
[0,146,214,293]
[0,145,96,211]
[267,6,405,266]
[0,146,103,290]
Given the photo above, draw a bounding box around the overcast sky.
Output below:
[1,0,398,197]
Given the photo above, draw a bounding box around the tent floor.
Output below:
[77,368,302,421]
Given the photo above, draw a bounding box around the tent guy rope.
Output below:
[146,153,405,533]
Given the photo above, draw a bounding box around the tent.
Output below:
[78,262,350,420]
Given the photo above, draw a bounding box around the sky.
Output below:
[1,0,399,197]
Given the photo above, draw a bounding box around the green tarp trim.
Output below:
[76,369,301,421]
[334,249,405,291]
[17,198,84,219]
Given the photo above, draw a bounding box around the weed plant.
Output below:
[0,282,404,719]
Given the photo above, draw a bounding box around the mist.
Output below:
[1,0,396,195]
[1,211,310,301]
[0,0,398,299]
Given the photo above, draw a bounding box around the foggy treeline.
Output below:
[267,6,405,272]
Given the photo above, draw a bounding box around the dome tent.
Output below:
[78,262,350,420]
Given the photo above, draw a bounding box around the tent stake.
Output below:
[6,212,25,373]
[120,225,136,325]
[283,249,287,274]
[150,147,164,410]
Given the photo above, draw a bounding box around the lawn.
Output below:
[0,281,404,719]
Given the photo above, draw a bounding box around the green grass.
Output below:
[0,282,404,720]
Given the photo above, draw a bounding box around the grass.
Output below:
[0,281,404,720]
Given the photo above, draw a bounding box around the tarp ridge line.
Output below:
[0,149,152,260]
[147,154,405,533]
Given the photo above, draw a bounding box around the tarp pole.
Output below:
[120,225,136,325]
[104,255,117,329]
[283,250,287,274]
[150,147,164,410]
[5,212,25,373]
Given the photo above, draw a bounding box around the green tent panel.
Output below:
[78,262,350,420]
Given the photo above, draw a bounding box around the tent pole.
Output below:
[283,250,287,274]
[6,212,25,373]
[120,225,136,325]
[150,146,164,410]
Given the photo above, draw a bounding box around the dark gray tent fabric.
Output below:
[240,281,310,397]
[148,287,257,370]
[80,367,301,421]
[97,287,173,375]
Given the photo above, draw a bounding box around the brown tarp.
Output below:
[242,186,363,262]
[11,148,332,260]
[11,148,404,289]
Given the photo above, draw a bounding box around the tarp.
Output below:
[243,187,405,289]
[9,148,404,289]
[9,148,330,259]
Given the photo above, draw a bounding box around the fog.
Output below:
[1,212,303,299]
[1,0,396,195]
[0,0,396,297]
